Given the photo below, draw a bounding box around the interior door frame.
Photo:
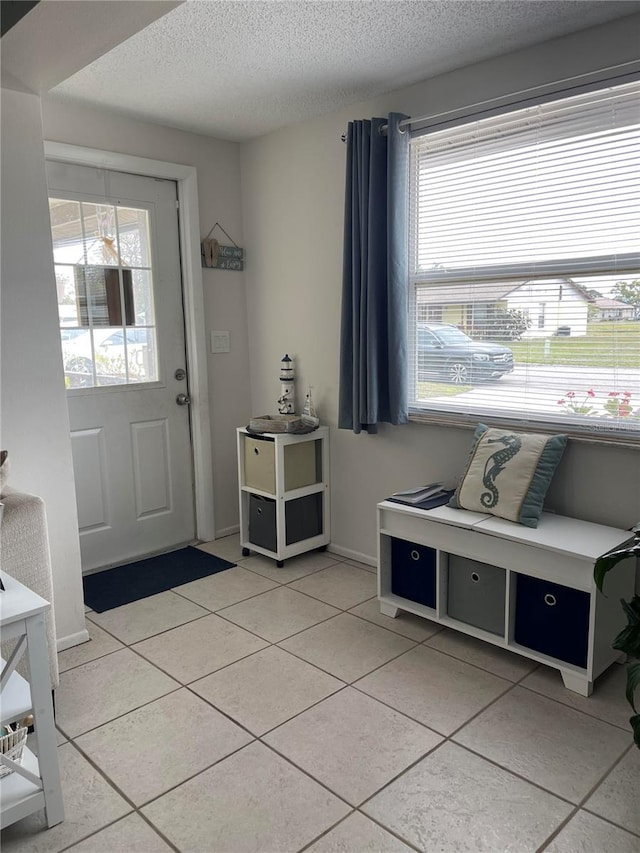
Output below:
[44,141,215,543]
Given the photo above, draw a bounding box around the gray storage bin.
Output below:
[248,494,277,551]
[249,492,322,553]
[285,493,322,545]
[447,554,506,636]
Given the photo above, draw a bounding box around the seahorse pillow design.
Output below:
[449,424,568,527]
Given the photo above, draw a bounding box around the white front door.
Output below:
[46,162,195,572]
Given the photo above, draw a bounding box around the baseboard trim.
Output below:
[198,530,376,567]
[215,524,240,539]
[57,628,90,652]
[327,544,376,567]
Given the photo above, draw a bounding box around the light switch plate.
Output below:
[211,330,230,353]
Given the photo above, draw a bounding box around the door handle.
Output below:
[176,393,191,406]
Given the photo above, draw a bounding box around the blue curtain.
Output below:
[338,113,409,434]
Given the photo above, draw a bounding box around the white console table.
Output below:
[0,572,64,829]
[377,502,635,696]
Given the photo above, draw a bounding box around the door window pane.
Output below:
[131,270,155,326]
[75,267,135,328]
[49,200,83,264]
[118,207,151,267]
[124,327,158,384]
[82,203,120,265]
[49,198,158,389]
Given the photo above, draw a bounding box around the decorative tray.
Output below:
[248,414,304,433]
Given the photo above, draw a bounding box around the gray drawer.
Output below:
[248,494,277,551]
[447,555,506,636]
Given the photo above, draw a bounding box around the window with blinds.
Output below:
[408,78,640,441]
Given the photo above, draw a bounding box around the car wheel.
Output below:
[66,356,93,387]
[447,360,471,384]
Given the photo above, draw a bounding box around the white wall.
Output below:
[4,17,638,649]
[1,88,86,646]
[240,15,640,565]
[41,99,252,536]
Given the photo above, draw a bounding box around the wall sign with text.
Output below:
[201,238,244,271]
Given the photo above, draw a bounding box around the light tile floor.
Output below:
[2,536,639,852]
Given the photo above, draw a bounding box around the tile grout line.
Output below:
[516,677,635,734]
[54,739,181,853]
[169,568,605,850]
[73,580,635,758]
[297,808,424,853]
[52,550,637,852]
[74,545,379,853]
[535,742,640,851]
[57,681,638,853]
[54,679,184,741]
[66,574,470,850]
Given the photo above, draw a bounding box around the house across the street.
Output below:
[416,277,590,338]
[591,297,636,321]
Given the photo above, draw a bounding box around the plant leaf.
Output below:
[620,595,640,625]
[612,596,640,657]
[613,629,640,659]
[626,661,640,712]
[631,714,640,749]
[612,628,638,656]
[594,547,639,593]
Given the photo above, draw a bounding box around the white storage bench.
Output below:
[377,501,635,696]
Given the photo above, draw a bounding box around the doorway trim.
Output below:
[44,141,215,542]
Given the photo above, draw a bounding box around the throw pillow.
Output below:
[449,424,568,527]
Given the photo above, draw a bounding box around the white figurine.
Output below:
[278,354,295,414]
[278,387,295,414]
[302,386,320,427]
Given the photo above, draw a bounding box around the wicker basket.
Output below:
[0,726,28,777]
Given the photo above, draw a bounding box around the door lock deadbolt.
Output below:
[174,369,186,381]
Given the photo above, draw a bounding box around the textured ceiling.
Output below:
[1,1,180,93]
[47,0,640,141]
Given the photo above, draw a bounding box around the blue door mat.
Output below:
[82,546,236,612]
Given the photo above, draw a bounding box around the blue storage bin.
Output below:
[514,573,590,668]
[391,538,436,608]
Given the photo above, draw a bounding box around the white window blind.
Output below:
[408,78,640,441]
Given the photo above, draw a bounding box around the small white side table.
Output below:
[0,572,64,829]
[237,426,330,566]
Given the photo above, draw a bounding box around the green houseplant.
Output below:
[594,524,640,748]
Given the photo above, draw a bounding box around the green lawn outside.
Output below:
[416,381,471,398]
[507,322,640,368]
